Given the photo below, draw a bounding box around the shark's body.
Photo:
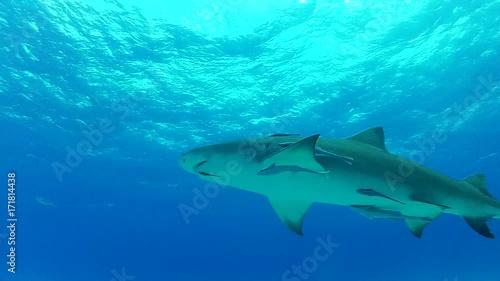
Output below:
[178,127,500,238]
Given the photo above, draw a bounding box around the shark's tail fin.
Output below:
[406,174,499,239]
[461,173,497,238]
[463,216,495,238]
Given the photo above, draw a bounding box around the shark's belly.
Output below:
[241,170,410,209]
[233,168,500,219]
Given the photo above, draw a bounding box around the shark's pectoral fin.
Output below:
[409,192,451,210]
[267,197,313,236]
[464,216,495,239]
[262,134,326,173]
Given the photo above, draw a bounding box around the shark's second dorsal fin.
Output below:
[347,127,387,152]
[463,174,494,198]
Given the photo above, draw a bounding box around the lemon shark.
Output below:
[178,127,500,238]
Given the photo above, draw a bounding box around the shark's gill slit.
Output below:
[193,160,219,177]
[193,160,208,172]
[198,171,219,177]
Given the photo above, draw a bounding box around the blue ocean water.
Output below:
[1,0,500,280]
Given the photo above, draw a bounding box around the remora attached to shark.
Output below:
[178,127,500,238]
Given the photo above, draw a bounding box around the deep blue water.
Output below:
[1,0,500,280]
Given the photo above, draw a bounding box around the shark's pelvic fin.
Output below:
[404,209,442,238]
[462,173,494,198]
[347,126,387,152]
[464,216,495,239]
[262,134,326,173]
[405,219,431,238]
[267,197,313,236]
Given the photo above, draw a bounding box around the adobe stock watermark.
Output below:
[178,108,293,224]
[384,73,499,191]
[384,129,448,191]
[50,68,163,182]
[9,11,49,54]
[185,0,244,34]
[51,93,144,182]
[340,2,401,54]
[195,0,244,22]
[110,267,135,281]
[282,235,341,281]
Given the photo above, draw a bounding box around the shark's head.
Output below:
[178,140,273,184]
[178,134,333,189]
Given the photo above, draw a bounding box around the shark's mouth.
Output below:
[193,161,219,177]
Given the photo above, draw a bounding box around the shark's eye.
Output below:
[183,159,186,163]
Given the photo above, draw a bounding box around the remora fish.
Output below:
[350,205,431,221]
[178,127,500,238]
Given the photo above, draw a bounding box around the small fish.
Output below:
[35,196,56,208]
[258,163,329,175]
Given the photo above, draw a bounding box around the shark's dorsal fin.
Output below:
[463,174,494,198]
[267,197,313,236]
[347,127,387,152]
[262,134,326,173]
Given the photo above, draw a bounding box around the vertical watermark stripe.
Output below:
[6,172,17,273]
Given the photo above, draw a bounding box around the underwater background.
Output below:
[1,0,500,280]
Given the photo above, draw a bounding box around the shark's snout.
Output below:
[177,153,190,172]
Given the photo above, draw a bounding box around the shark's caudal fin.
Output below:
[347,126,388,152]
[461,174,496,238]
[267,197,313,236]
[464,216,495,238]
